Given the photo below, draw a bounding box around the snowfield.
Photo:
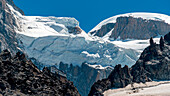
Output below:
[104,81,170,96]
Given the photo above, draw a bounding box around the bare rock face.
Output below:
[59,62,112,96]
[88,32,170,96]
[0,0,23,55]
[0,50,80,96]
[90,23,115,37]
[67,26,82,34]
[110,17,170,39]
[90,16,170,40]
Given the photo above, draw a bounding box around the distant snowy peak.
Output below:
[89,12,170,40]
[90,12,170,32]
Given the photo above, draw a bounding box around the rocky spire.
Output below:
[149,37,155,46]
[160,36,164,50]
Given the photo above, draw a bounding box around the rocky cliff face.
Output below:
[90,15,170,40]
[0,50,80,96]
[0,0,23,54]
[110,17,170,39]
[89,32,170,96]
[59,62,112,96]
[90,23,115,37]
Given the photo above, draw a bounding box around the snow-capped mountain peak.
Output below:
[90,12,170,33]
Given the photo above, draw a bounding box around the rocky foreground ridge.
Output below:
[0,50,80,96]
[89,32,170,96]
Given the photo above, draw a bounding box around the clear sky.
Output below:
[13,0,170,32]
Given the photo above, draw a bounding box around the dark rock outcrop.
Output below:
[91,23,115,37]
[0,50,80,96]
[90,16,170,40]
[132,33,170,80]
[89,65,132,96]
[67,26,82,34]
[89,32,170,96]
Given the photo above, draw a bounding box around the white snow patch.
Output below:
[82,51,100,58]
[87,64,112,70]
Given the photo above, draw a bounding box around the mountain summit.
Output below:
[89,13,170,40]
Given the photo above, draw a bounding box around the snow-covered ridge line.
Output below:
[90,12,170,32]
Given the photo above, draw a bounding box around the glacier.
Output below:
[7,3,141,68]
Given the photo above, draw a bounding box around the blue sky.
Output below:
[13,0,170,32]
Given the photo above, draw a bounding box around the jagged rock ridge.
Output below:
[0,50,80,96]
[89,32,170,96]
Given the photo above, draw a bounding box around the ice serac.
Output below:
[89,13,170,40]
[0,0,24,54]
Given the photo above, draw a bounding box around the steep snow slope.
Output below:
[90,12,170,33]
[7,3,139,68]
